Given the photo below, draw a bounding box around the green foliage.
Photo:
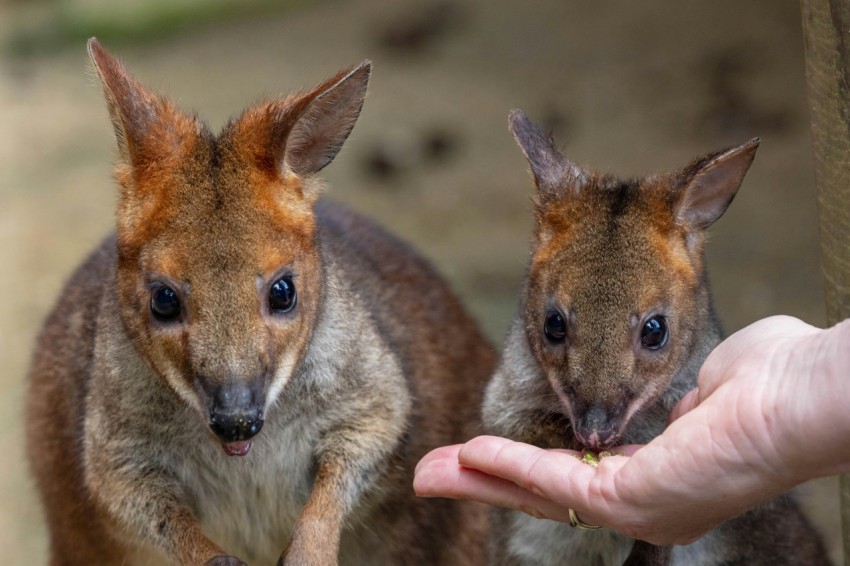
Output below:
[5,0,314,56]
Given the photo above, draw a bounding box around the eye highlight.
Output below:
[640,316,668,350]
[543,309,567,343]
[269,276,297,313]
[150,285,181,322]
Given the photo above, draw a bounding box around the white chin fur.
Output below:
[545,368,577,423]
[163,366,205,415]
[263,350,298,414]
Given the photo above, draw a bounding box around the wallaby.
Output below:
[481,109,831,565]
[25,38,496,566]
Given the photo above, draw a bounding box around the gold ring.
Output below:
[568,508,601,530]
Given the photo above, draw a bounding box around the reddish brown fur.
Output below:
[482,110,829,565]
[534,173,697,286]
[27,39,495,565]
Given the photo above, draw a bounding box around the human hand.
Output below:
[414,316,850,545]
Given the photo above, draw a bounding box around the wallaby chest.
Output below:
[176,418,319,564]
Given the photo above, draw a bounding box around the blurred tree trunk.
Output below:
[800,1,850,563]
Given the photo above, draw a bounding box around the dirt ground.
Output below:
[0,0,841,563]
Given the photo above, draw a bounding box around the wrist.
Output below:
[778,319,850,481]
[819,319,850,473]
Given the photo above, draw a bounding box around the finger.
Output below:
[414,454,570,522]
[412,448,461,497]
[457,436,595,505]
[415,443,463,474]
[609,444,642,457]
[546,445,639,457]
[668,388,700,424]
[697,316,817,396]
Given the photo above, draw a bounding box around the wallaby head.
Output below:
[509,109,758,451]
[87,38,370,456]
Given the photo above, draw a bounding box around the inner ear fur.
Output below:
[87,37,198,171]
[675,138,760,231]
[232,61,371,180]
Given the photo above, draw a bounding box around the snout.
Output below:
[207,383,265,456]
[209,409,264,442]
[574,404,620,451]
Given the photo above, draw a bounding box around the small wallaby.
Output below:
[481,109,831,565]
[25,39,496,565]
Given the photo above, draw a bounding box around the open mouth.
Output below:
[568,418,623,452]
[573,431,623,453]
[208,410,264,457]
[221,439,253,457]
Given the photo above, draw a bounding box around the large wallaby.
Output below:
[481,109,830,565]
[25,39,496,565]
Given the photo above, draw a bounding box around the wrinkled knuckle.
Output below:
[585,474,609,504]
[524,473,546,499]
[522,451,548,497]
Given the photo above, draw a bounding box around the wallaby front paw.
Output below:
[204,556,247,566]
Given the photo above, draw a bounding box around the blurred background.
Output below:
[0,0,838,562]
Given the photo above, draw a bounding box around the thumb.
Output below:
[668,387,700,424]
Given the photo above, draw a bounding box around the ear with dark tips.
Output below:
[87,37,193,169]
[508,108,586,197]
[676,138,760,230]
[284,61,371,176]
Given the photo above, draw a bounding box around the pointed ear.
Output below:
[231,61,370,180]
[87,37,195,169]
[283,61,370,176]
[676,138,760,230]
[508,109,586,197]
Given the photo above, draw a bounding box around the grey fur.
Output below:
[483,113,830,565]
[26,41,494,565]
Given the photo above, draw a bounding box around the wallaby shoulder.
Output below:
[25,235,122,562]
[316,198,497,437]
[27,233,118,457]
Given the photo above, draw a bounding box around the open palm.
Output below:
[415,316,850,545]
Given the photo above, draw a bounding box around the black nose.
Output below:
[575,404,618,450]
[208,384,265,442]
[209,410,264,442]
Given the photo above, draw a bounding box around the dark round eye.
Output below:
[641,316,668,350]
[543,309,567,343]
[150,285,181,322]
[269,276,297,313]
